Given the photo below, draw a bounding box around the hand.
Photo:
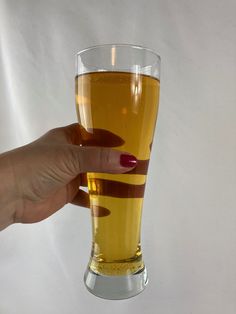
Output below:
[0,124,137,230]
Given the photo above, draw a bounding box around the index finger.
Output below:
[38,124,125,147]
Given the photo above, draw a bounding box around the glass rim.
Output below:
[76,43,161,62]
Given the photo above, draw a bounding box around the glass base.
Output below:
[84,266,148,300]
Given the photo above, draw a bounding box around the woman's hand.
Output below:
[0,124,137,230]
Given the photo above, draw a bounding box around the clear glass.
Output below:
[75,44,160,299]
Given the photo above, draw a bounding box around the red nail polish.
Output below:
[120,154,137,168]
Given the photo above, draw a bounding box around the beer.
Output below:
[75,71,160,276]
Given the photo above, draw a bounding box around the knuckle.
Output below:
[38,127,62,143]
[68,146,82,173]
[47,127,61,137]
[99,147,111,171]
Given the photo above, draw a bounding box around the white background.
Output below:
[0,0,236,313]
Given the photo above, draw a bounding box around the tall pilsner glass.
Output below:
[75,44,160,299]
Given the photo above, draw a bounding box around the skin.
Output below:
[0,124,136,231]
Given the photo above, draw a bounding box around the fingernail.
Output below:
[120,154,137,168]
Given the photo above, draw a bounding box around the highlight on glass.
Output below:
[75,44,161,300]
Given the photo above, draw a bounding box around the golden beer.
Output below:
[75,71,160,276]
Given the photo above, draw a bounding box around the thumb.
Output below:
[69,146,137,174]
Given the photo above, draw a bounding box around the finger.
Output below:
[71,189,90,207]
[66,175,81,203]
[39,124,125,147]
[80,173,88,186]
[65,124,124,146]
[37,124,80,145]
[69,146,137,174]
[80,127,125,147]
[71,189,111,217]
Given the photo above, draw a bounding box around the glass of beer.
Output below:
[75,44,160,299]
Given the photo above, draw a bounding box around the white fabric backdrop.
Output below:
[0,0,236,313]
